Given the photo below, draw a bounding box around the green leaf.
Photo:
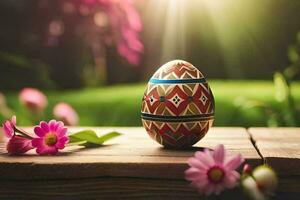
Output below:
[69,130,100,144]
[273,72,289,103]
[68,140,87,146]
[97,131,122,143]
[68,130,122,147]
[81,142,103,148]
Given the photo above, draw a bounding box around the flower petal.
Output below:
[49,120,57,132]
[56,136,69,149]
[36,146,47,155]
[185,167,199,180]
[187,157,208,170]
[225,154,244,170]
[36,146,45,155]
[191,178,209,193]
[6,136,33,155]
[195,149,215,167]
[34,126,45,137]
[46,147,58,155]
[57,121,64,128]
[52,120,63,132]
[213,144,225,164]
[56,122,65,134]
[3,121,13,138]
[11,116,17,125]
[223,170,240,188]
[40,121,49,133]
[57,127,68,137]
[36,145,58,155]
[31,138,44,148]
[231,170,240,179]
[184,167,207,181]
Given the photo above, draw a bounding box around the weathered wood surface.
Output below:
[248,128,300,194]
[248,128,300,176]
[0,177,247,200]
[0,127,261,180]
[1,127,299,199]
[0,177,198,200]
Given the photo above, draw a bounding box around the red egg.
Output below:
[141,60,215,148]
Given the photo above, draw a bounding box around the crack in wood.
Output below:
[246,129,265,164]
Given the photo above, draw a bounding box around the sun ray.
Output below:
[161,0,188,62]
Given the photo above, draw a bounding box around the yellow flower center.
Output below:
[44,133,57,146]
[207,166,225,183]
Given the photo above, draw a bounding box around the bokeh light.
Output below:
[94,11,109,28]
[48,20,65,37]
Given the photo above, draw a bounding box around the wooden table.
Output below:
[0,127,299,199]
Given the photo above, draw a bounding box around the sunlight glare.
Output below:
[144,0,263,78]
[161,0,187,62]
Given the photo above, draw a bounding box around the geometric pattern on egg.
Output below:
[141,60,215,148]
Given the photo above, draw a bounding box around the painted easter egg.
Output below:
[141,60,215,148]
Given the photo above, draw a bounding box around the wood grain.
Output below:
[0,177,195,200]
[248,127,300,197]
[248,128,300,176]
[1,127,300,198]
[0,177,246,200]
[0,127,261,180]
[1,176,296,200]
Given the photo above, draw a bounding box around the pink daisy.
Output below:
[185,144,244,196]
[32,120,69,155]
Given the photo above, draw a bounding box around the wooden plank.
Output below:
[0,127,261,180]
[278,177,300,193]
[0,177,247,200]
[248,128,300,176]
[0,177,197,200]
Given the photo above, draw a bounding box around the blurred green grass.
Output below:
[3,80,300,127]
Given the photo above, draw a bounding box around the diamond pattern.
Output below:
[142,83,213,116]
[165,85,189,116]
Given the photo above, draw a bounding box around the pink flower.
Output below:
[2,116,16,138]
[2,116,34,155]
[32,120,69,155]
[19,88,48,113]
[185,144,244,196]
[53,103,79,126]
[80,0,143,65]
[6,136,33,155]
[111,0,144,65]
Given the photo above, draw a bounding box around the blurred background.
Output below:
[0,0,299,127]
